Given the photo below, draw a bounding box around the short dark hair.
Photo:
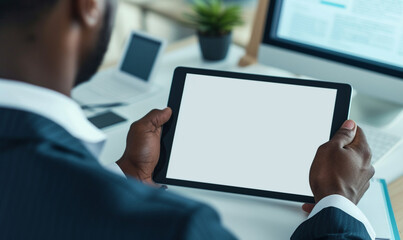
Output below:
[0,0,59,26]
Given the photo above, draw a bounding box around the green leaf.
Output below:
[186,0,244,35]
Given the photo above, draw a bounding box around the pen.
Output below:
[81,102,128,110]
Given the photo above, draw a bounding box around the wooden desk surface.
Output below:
[389,176,403,237]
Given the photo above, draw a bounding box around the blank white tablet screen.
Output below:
[166,74,337,196]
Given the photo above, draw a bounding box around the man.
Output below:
[0,0,375,239]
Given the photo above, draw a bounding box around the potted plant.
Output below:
[186,0,244,61]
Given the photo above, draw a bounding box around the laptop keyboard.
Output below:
[90,79,145,101]
[360,124,402,164]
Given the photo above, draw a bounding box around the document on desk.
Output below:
[358,179,400,240]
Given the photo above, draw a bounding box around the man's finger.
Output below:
[143,108,172,128]
[302,203,315,213]
[330,120,357,147]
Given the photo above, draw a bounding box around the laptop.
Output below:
[73,31,166,105]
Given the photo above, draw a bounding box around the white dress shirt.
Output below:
[0,79,125,176]
[0,79,375,239]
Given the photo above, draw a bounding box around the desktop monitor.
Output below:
[259,0,403,107]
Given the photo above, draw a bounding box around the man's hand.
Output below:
[117,108,172,185]
[303,120,375,212]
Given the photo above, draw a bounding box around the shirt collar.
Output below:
[0,79,106,158]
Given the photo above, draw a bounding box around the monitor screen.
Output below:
[120,34,162,81]
[263,0,403,79]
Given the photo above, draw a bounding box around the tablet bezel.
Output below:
[154,67,352,203]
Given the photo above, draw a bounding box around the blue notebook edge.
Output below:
[380,179,401,240]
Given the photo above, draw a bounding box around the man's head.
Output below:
[0,0,117,95]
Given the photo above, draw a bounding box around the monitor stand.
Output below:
[350,94,403,128]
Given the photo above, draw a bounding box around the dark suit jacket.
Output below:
[0,108,371,239]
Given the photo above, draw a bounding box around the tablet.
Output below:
[154,67,352,203]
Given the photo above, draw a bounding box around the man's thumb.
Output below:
[145,108,172,127]
[331,120,357,147]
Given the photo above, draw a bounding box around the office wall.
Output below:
[101,1,194,68]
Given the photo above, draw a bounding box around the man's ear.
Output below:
[72,0,104,28]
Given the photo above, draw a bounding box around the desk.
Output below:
[390,177,403,237]
[88,39,403,239]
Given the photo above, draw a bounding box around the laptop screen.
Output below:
[120,34,162,81]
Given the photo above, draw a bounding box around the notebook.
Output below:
[358,179,400,240]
